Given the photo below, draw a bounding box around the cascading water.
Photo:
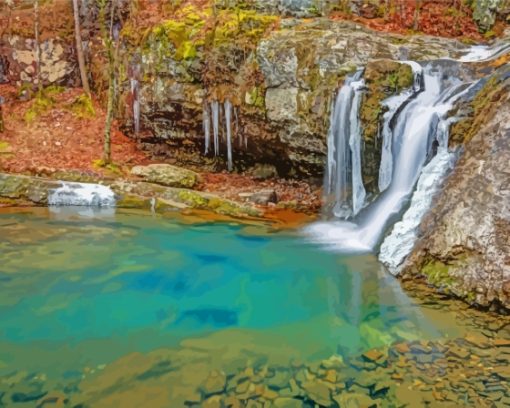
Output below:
[307,61,475,252]
[325,70,365,218]
[349,79,366,216]
[48,182,116,207]
[378,62,423,193]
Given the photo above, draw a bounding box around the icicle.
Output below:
[224,100,233,171]
[203,103,211,154]
[349,79,366,216]
[235,107,242,148]
[211,101,220,156]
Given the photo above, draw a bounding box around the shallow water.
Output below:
[0,208,507,407]
[0,209,473,370]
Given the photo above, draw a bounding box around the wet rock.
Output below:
[267,369,292,390]
[493,339,510,348]
[473,0,501,32]
[244,190,278,205]
[272,397,304,408]
[333,392,376,408]
[301,380,333,406]
[202,395,224,408]
[36,391,68,407]
[447,346,470,360]
[249,164,279,180]
[265,88,299,123]
[201,370,227,396]
[400,83,510,309]
[361,349,387,366]
[130,164,199,188]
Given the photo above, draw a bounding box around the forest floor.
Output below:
[0,84,321,216]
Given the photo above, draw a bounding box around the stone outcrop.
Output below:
[0,35,78,87]
[399,78,510,309]
[473,0,510,32]
[121,12,463,178]
[0,173,262,219]
[130,163,200,188]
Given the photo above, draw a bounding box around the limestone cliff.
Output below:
[399,75,510,310]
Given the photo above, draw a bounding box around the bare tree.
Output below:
[72,0,90,94]
[413,0,422,32]
[98,0,119,165]
[34,0,42,93]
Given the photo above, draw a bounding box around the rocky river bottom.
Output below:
[0,208,508,408]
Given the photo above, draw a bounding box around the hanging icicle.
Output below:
[203,103,211,154]
[224,100,233,171]
[211,101,220,156]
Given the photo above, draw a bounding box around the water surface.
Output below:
[0,207,476,382]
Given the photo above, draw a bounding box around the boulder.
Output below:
[400,79,510,308]
[130,164,199,188]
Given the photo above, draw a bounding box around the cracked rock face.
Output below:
[400,85,510,309]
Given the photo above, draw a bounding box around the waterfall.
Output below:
[349,79,366,216]
[130,78,140,134]
[203,104,211,154]
[306,62,474,252]
[325,70,364,218]
[211,101,220,156]
[378,62,423,193]
[224,100,233,171]
[48,182,116,207]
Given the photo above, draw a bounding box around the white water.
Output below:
[130,78,140,134]
[459,42,510,62]
[211,101,220,156]
[325,70,364,218]
[379,148,454,274]
[307,64,471,252]
[224,100,233,171]
[378,62,423,193]
[48,182,116,207]
[203,104,211,154]
[349,79,366,216]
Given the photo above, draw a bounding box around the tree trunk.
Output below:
[0,103,4,133]
[413,0,422,31]
[34,0,42,92]
[72,0,90,94]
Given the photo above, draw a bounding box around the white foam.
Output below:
[379,149,454,274]
[48,182,116,207]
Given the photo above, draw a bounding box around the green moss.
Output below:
[24,93,54,123]
[450,75,507,145]
[0,141,11,153]
[92,159,122,175]
[246,86,265,109]
[68,93,96,118]
[178,190,209,207]
[422,260,454,287]
[116,194,152,209]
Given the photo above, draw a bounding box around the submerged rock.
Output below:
[130,164,199,188]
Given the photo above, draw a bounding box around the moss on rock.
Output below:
[360,60,414,194]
